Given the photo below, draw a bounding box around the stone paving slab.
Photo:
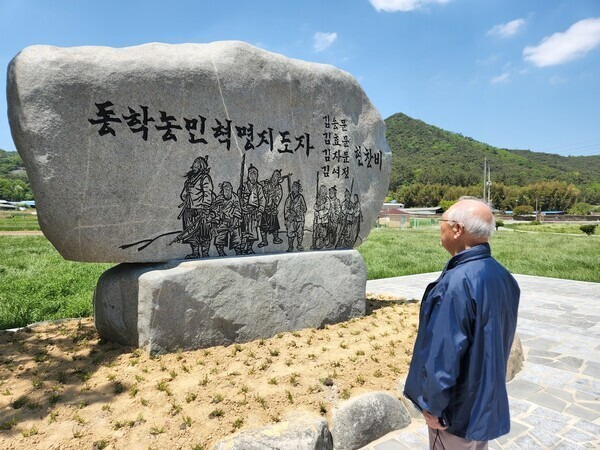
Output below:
[364,273,600,449]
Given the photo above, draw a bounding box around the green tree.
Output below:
[0,178,33,201]
[568,202,593,215]
[513,205,534,216]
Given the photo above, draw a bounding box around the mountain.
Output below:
[385,113,600,192]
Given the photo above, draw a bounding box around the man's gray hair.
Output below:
[447,197,496,238]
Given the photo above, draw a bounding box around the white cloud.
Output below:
[487,18,526,38]
[523,17,600,67]
[313,32,337,52]
[491,73,510,84]
[369,0,451,13]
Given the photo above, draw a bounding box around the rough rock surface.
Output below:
[331,391,411,450]
[8,41,391,262]
[506,333,524,382]
[94,250,366,352]
[214,411,332,450]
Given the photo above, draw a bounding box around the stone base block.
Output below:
[94,250,366,353]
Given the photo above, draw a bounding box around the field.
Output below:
[503,222,598,235]
[0,237,111,330]
[359,227,600,282]
[1,227,599,330]
[0,211,40,231]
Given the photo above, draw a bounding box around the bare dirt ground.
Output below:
[0,296,420,450]
[0,231,43,236]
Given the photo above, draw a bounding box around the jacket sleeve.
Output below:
[421,281,475,418]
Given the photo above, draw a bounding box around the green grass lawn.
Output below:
[503,223,597,235]
[0,236,111,329]
[358,227,600,282]
[0,211,41,231]
[1,228,599,329]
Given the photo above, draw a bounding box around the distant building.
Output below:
[381,202,405,210]
[400,206,443,215]
[378,207,410,228]
[0,200,17,210]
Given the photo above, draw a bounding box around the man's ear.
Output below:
[453,223,464,238]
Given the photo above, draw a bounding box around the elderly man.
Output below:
[404,198,520,449]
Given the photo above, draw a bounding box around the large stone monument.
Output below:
[8,42,391,352]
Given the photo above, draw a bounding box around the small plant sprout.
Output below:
[156,380,172,396]
[319,402,327,415]
[212,393,224,404]
[150,426,165,435]
[232,417,244,429]
[186,392,197,403]
[21,426,38,437]
[269,348,280,357]
[268,377,278,385]
[356,375,365,385]
[169,402,182,416]
[341,388,351,400]
[209,409,224,419]
[286,390,294,404]
[182,415,193,427]
[289,373,300,386]
[199,374,209,386]
[231,344,243,356]
[254,394,267,409]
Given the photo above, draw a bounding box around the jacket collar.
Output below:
[443,243,491,273]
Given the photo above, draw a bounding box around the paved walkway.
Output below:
[364,273,600,450]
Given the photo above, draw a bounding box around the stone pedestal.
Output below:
[93,250,366,353]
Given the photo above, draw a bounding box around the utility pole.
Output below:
[483,158,487,203]
[487,164,492,206]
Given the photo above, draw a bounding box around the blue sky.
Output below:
[1,0,599,156]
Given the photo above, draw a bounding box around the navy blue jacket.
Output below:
[404,243,520,441]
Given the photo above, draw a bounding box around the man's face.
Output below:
[439,212,459,255]
[292,184,299,195]
[249,170,258,183]
[223,185,232,199]
[329,189,335,199]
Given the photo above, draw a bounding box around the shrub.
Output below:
[568,202,593,215]
[495,219,504,230]
[513,205,534,216]
[580,224,597,236]
[529,220,541,225]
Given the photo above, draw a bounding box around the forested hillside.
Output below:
[385,113,600,209]
[385,113,600,190]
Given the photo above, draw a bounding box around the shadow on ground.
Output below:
[0,319,131,435]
